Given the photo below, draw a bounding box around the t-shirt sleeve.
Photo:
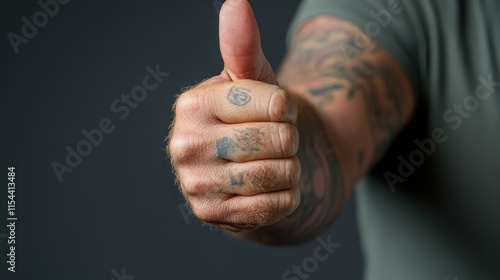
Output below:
[287,0,422,93]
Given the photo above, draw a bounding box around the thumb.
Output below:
[219,0,277,85]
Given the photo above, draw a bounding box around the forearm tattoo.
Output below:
[258,20,408,242]
[286,24,403,160]
[213,20,408,242]
[279,99,345,243]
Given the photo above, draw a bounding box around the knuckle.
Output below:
[175,91,206,116]
[191,200,221,224]
[168,134,204,164]
[274,124,299,157]
[267,87,289,121]
[181,176,208,197]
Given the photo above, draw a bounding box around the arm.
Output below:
[236,16,415,244]
[168,1,415,246]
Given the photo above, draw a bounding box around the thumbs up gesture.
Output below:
[168,0,301,232]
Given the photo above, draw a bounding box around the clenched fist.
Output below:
[168,0,301,232]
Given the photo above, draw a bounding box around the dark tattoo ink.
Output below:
[227,86,251,106]
[216,128,264,158]
[285,23,404,159]
[232,128,263,152]
[309,84,345,97]
[251,20,412,243]
[253,99,345,243]
[229,171,244,186]
[216,137,235,158]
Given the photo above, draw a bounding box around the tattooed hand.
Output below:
[169,0,415,243]
[168,0,301,232]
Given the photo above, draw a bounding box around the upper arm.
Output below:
[278,15,415,182]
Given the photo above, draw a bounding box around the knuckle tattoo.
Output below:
[227,86,252,106]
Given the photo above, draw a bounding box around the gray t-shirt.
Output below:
[288,0,500,279]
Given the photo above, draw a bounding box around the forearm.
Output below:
[232,15,414,245]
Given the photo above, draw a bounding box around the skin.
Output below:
[168,0,415,245]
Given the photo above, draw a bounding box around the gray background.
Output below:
[0,0,363,279]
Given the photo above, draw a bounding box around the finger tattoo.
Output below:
[216,128,264,158]
[233,128,263,152]
[229,171,245,186]
[227,86,251,106]
[216,137,235,158]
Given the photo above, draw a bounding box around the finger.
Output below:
[189,79,298,123]
[214,122,299,162]
[191,186,301,230]
[177,156,299,197]
[178,157,300,197]
[219,0,277,84]
[221,157,301,195]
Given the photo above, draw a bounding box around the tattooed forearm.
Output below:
[280,16,413,164]
[290,27,402,158]
[244,17,414,243]
[279,97,345,241]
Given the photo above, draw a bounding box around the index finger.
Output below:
[195,79,298,124]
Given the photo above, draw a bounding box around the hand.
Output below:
[168,0,301,232]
